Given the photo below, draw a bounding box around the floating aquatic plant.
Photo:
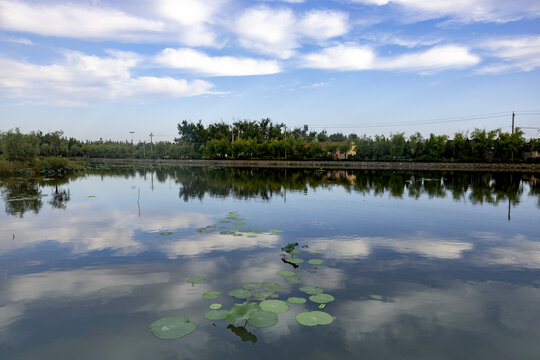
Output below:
[309,293,335,303]
[247,235,257,238]
[228,289,253,299]
[309,252,321,256]
[287,297,307,304]
[259,300,289,313]
[290,250,301,255]
[284,276,302,284]
[299,285,323,295]
[247,311,278,328]
[233,222,246,226]
[269,229,284,233]
[160,232,173,236]
[295,311,334,327]
[252,290,276,301]
[318,304,326,309]
[204,310,228,321]
[219,220,231,223]
[262,282,284,292]
[209,303,222,310]
[284,258,304,265]
[202,291,221,300]
[149,316,196,339]
[242,282,262,290]
[308,259,324,265]
[281,242,299,255]
[187,276,205,284]
[276,270,295,277]
[226,301,258,324]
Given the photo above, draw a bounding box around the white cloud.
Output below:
[0,51,218,103]
[302,44,480,72]
[349,0,540,24]
[476,35,540,74]
[234,6,350,58]
[0,35,33,45]
[156,0,223,26]
[298,10,349,41]
[0,0,164,41]
[155,48,281,76]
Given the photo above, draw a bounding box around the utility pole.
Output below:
[512,111,515,134]
[149,133,154,158]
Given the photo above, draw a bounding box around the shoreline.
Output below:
[81,158,540,172]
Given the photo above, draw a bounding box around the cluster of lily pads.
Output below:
[150,269,335,340]
[196,211,284,237]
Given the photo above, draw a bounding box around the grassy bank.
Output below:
[0,157,81,176]
[81,158,540,172]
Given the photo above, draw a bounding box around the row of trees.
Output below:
[1,119,539,163]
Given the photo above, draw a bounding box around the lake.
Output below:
[1,167,539,359]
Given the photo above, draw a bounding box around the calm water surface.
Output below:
[1,167,539,359]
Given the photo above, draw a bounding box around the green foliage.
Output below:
[281,242,299,254]
[1,129,39,162]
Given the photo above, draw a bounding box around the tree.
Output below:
[1,129,39,162]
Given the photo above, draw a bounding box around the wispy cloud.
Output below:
[0,51,218,104]
[155,48,281,76]
[349,0,540,24]
[302,44,480,72]
[476,35,540,74]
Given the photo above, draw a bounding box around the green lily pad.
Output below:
[309,293,335,303]
[160,232,173,235]
[233,233,243,237]
[210,303,222,310]
[260,300,289,313]
[269,229,284,233]
[219,220,231,223]
[318,304,326,309]
[87,195,96,197]
[228,289,253,299]
[202,291,221,300]
[220,230,236,235]
[284,258,304,265]
[284,276,302,284]
[290,250,301,255]
[262,282,284,292]
[252,290,276,301]
[228,211,238,214]
[299,285,324,295]
[287,297,307,304]
[205,310,228,320]
[277,270,295,277]
[226,301,258,324]
[149,316,196,339]
[242,282,263,290]
[247,311,278,328]
[308,259,324,265]
[233,222,247,226]
[187,276,205,284]
[238,217,252,220]
[309,252,321,256]
[296,311,334,326]
[247,235,257,238]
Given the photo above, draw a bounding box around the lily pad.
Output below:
[287,297,307,304]
[233,233,243,237]
[202,291,221,300]
[284,258,304,265]
[309,252,321,256]
[309,293,335,303]
[233,222,246,226]
[262,282,284,292]
[160,232,173,235]
[205,310,228,320]
[228,211,238,214]
[299,285,324,295]
[308,259,324,265]
[187,276,205,284]
[296,311,334,326]
[252,290,276,301]
[277,270,295,277]
[242,282,262,290]
[209,303,222,310]
[149,316,196,339]
[87,195,96,197]
[318,304,326,309]
[247,311,278,328]
[247,235,257,238]
[226,301,258,324]
[228,289,253,299]
[269,229,284,233]
[260,300,289,313]
[284,276,302,284]
[219,220,231,223]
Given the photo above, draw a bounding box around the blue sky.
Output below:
[0,0,539,142]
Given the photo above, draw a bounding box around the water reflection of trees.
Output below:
[1,178,71,217]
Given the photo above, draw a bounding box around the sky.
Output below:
[0,0,539,142]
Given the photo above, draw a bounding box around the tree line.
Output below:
[1,118,539,163]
